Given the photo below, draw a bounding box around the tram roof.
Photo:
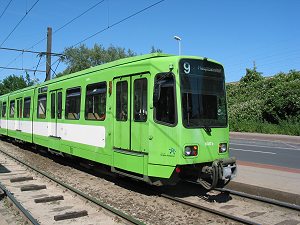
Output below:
[2,53,222,96]
[44,53,174,85]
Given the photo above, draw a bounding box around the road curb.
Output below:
[230,132,300,144]
[227,181,300,206]
[237,160,300,174]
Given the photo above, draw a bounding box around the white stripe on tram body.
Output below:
[56,123,106,148]
[21,120,33,133]
[0,119,8,129]
[7,119,16,130]
[2,120,106,148]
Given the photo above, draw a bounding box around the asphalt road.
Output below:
[229,136,300,169]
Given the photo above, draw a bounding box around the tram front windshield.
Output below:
[179,59,227,128]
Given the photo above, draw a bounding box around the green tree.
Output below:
[240,64,263,83]
[25,71,35,86]
[150,46,163,53]
[0,74,33,95]
[57,44,136,77]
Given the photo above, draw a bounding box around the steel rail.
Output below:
[160,193,260,225]
[0,182,40,225]
[216,187,300,211]
[0,149,145,225]
[187,180,300,212]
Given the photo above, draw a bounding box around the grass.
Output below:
[229,118,300,136]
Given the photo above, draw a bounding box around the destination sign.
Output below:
[179,59,224,76]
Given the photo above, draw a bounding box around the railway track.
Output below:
[0,149,144,225]
[157,181,300,225]
[160,193,258,225]
[1,139,299,225]
[215,187,300,211]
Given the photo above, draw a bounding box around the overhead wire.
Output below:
[226,51,300,73]
[0,46,65,56]
[73,0,166,47]
[33,54,43,77]
[227,57,300,75]
[28,0,106,51]
[1,0,166,79]
[0,0,13,19]
[53,59,62,75]
[1,0,106,72]
[0,66,45,72]
[45,60,58,78]
[55,0,105,35]
[0,0,40,47]
[224,46,300,79]
[27,56,61,79]
[42,0,167,78]
[225,48,300,71]
[45,0,166,78]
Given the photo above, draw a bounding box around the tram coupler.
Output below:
[218,157,237,180]
[198,157,237,189]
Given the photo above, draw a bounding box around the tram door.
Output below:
[113,77,130,150]
[49,90,62,138]
[131,74,149,152]
[113,74,149,152]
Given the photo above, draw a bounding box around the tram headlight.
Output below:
[219,143,227,153]
[185,146,192,156]
[184,145,198,156]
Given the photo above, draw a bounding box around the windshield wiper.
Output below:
[203,125,211,134]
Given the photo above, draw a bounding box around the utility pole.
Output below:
[45,27,52,81]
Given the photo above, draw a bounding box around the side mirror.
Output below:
[153,83,161,107]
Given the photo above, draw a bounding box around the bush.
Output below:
[229,118,300,136]
[227,69,300,136]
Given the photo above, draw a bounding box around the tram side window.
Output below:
[153,73,176,125]
[65,87,81,120]
[85,82,107,121]
[23,97,31,118]
[116,81,128,121]
[10,100,15,118]
[37,94,47,119]
[2,102,6,117]
[134,78,147,122]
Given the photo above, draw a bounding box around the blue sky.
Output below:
[0,0,299,82]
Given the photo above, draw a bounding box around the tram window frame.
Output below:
[17,99,22,118]
[9,100,15,118]
[116,81,128,121]
[134,78,147,122]
[20,99,23,118]
[153,73,177,126]
[37,94,47,119]
[85,82,107,121]
[65,87,81,120]
[23,97,31,118]
[2,102,6,118]
[51,93,56,119]
[57,92,62,119]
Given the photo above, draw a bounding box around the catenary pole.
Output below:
[45,27,52,81]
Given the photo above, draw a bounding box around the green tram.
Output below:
[0,53,236,189]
